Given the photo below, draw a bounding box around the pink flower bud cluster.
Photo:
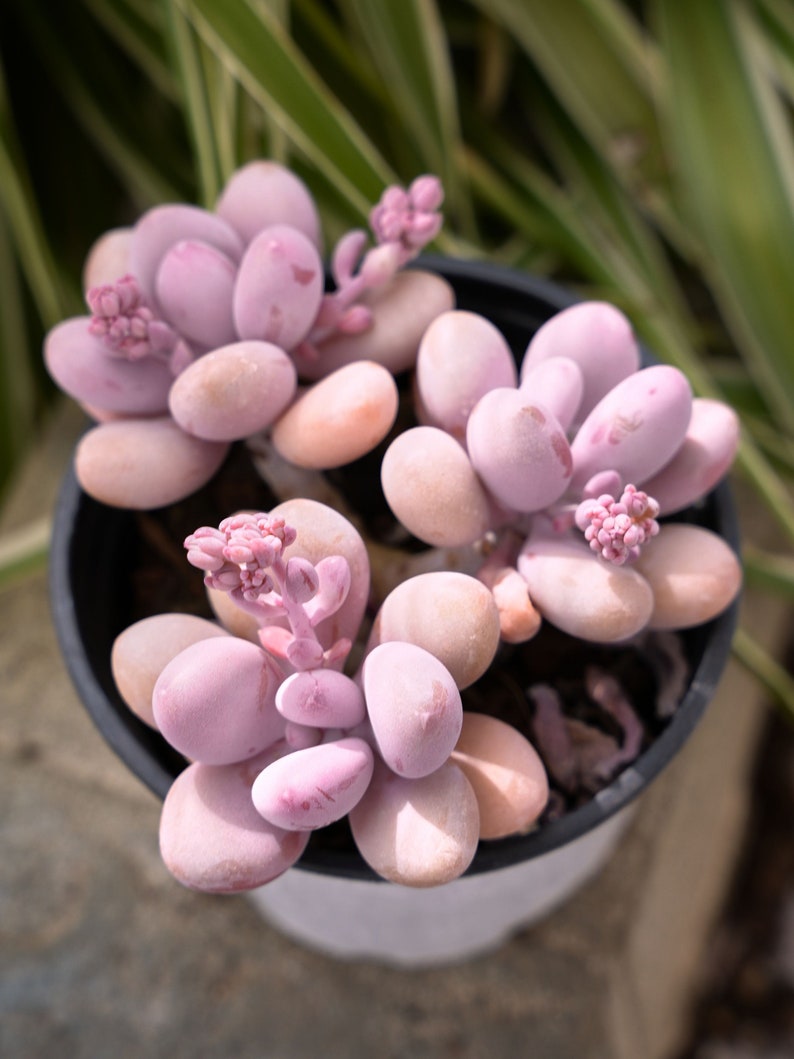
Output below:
[143,510,477,890]
[369,175,444,251]
[303,175,445,353]
[86,275,158,359]
[185,513,296,601]
[575,486,660,565]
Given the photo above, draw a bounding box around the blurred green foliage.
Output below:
[1,0,792,711]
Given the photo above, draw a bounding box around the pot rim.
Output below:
[49,256,741,880]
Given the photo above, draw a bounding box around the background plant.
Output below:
[1,0,792,714]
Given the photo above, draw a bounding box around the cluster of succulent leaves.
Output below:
[2,0,793,709]
[74,155,741,890]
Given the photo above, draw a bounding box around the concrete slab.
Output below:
[0,403,780,1059]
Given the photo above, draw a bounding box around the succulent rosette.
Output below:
[44,164,453,508]
[111,505,548,891]
[383,300,742,645]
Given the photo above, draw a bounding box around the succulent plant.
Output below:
[44,163,452,508]
[52,159,741,890]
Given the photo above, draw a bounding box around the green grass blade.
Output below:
[655,0,794,435]
[732,627,794,724]
[0,68,72,326]
[79,0,177,102]
[0,208,37,498]
[338,0,473,229]
[757,0,794,104]
[463,145,619,283]
[12,1,183,209]
[178,0,397,219]
[0,517,50,591]
[743,546,794,602]
[165,0,223,206]
[468,0,664,187]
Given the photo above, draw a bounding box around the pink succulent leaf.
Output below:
[358,242,402,287]
[331,229,368,285]
[284,557,320,605]
[286,636,325,671]
[312,296,343,331]
[284,721,324,750]
[258,624,293,659]
[323,637,353,668]
[167,338,197,376]
[574,485,660,565]
[303,555,352,626]
[337,305,374,334]
[581,469,623,500]
[291,338,321,366]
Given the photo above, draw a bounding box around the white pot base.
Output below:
[247,805,634,966]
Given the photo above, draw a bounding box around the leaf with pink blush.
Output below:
[415,310,517,440]
[159,754,309,892]
[298,269,454,380]
[168,340,297,442]
[367,571,500,689]
[233,224,323,349]
[44,317,172,416]
[522,300,640,422]
[111,614,229,728]
[450,712,548,839]
[519,356,584,432]
[130,203,244,309]
[466,389,573,513]
[517,532,654,643]
[215,160,322,249]
[75,416,228,509]
[362,641,463,779]
[639,398,740,514]
[152,637,285,764]
[381,426,491,547]
[570,364,693,491]
[632,523,742,630]
[268,498,370,659]
[270,361,398,469]
[251,737,374,830]
[276,668,366,728]
[82,227,132,291]
[348,758,480,886]
[302,555,351,626]
[154,239,237,347]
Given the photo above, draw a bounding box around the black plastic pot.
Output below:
[49,256,740,881]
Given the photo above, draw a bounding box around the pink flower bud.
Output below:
[575,485,660,565]
[409,174,444,212]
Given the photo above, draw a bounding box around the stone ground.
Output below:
[1,403,791,1059]
[675,709,794,1059]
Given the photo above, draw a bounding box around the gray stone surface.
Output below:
[0,404,781,1059]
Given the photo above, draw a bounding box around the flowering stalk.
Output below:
[299,175,445,355]
[184,512,352,670]
[86,274,193,374]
